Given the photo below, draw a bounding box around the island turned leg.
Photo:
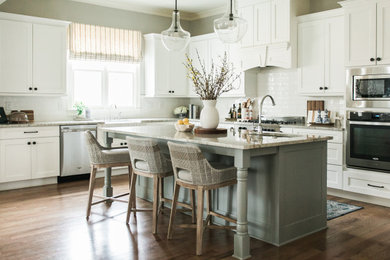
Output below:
[233,150,251,260]
[103,132,113,197]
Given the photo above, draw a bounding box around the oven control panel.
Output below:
[349,111,390,122]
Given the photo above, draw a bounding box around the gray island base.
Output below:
[101,124,331,259]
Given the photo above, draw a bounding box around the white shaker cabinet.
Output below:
[341,0,390,66]
[0,20,32,94]
[298,10,344,96]
[0,12,68,95]
[0,127,60,183]
[144,34,188,97]
[32,24,67,94]
[0,138,32,182]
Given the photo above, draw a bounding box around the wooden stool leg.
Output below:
[126,171,137,223]
[190,189,196,224]
[167,182,180,239]
[206,190,212,225]
[152,175,160,234]
[86,166,97,220]
[158,177,164,215]
[196,187,204,256]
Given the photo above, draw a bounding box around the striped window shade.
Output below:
[68,23,142,63]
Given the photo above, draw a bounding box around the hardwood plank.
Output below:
[0,176,390,259]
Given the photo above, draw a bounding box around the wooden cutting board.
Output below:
[194,127,227,135]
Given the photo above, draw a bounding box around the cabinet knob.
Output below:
[27,142,31,145]
[370,58,375,62]
[34,87,38,91]
[32,141,36,145]
[319,87,324,90]
[29,87,33,91]
[172,90,175,93]
[377,57,382,62]
[324,86,328,90]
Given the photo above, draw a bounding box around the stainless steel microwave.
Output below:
[347,66,390,109]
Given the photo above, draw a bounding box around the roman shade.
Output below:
[68,23,142,63]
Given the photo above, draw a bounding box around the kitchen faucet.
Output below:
[257,95,276,133]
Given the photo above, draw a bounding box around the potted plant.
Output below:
[185,51,240,129]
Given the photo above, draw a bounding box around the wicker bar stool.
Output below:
[126,136,196,234]
[167,141,237,256]
[84,131,132,220]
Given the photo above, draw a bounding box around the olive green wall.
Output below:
[310,0,341,13]
[0,0,190,33]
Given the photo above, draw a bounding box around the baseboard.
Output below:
[328,188,390,208]
[0,177,58,191]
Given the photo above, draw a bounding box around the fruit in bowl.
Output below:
[175,118,194,132]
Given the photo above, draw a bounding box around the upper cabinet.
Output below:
[144,34,188,97]
[340,0,390,66]
[237,0,310,69]
[298,10,345,96]
[187,33,257,98]
[0,12,68,96]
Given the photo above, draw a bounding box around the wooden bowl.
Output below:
[175,123,195,132]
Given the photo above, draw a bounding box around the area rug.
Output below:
[327,200,363,220]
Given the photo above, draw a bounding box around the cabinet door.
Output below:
[0,20,32,94]
[324,16,345,95]
[33,24,66,94]
[377,1,390,65]
[31,137,60,179]
[209,37,228,64]
[240,5,254,48]
[187,39,208,97]
[271,0,290,43]
[0,139,31,183]
[168,48,188,96]
[298,20,325,94]
[327,164,343,189]
[344,3,377,66]
[254,1,271,45]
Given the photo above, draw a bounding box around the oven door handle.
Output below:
[349,121,390,126]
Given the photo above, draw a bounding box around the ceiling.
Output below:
[70,0,228,20]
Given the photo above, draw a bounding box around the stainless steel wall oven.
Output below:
[347,111,390,172]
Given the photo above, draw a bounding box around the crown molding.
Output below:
[70,0,224,21]
[0,0,7,5]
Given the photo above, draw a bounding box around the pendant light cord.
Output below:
[229,0,234,20]
[174,0,178,32]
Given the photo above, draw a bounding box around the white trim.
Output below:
[297,8,344,23]
[70,0,224,21]
[0,0,7,5]
[0,11,70,26]
[328,188,390,208]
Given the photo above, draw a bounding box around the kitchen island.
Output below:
[101,124,331,260]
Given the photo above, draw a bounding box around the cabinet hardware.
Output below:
[34,87,38,91]
[377,57,382,62]
[27,142,31,145]
[172,90,175,93]
[370,58,375,62]
[24,131,38,134]
[32,141,36,145]
[29,87,33,91]
[319,87,324,90]
[367,184,384,189]
[324,87,328,90]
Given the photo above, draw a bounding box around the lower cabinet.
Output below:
[0,127,60,183]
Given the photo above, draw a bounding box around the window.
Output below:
[69,60,140,108]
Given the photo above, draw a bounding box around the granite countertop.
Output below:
[221,121,344,131]
[0,118,178,128]
[101,124,332,150]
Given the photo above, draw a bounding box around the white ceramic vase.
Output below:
[200,100,219,129]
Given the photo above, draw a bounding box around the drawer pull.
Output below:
[24,131,38,134]
[367,184,384,189]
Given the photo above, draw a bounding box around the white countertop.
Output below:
[101,124,332,150]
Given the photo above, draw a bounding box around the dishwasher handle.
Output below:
[61,128,96,133]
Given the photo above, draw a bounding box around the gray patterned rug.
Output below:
[327,200,363,220]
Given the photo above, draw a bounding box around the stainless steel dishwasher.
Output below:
[60,124,97,178]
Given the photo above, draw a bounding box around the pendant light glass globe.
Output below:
[161,0,190,52]
[214,0,248,43]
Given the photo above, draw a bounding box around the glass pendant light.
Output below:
[214,0,248,43]
[161,0,190,52]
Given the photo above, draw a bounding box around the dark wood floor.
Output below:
[1,175,390,260]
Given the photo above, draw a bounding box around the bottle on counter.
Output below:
[232,104,237,119]
[237,103,242,120]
